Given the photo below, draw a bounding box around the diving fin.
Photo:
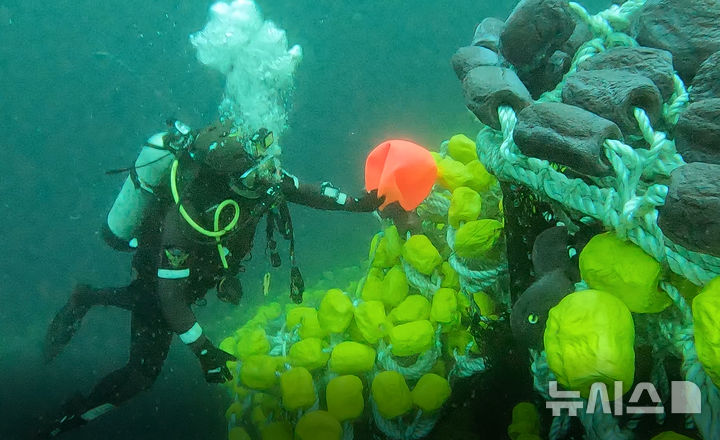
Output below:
[34,394,89,439]
[43,285,92,363]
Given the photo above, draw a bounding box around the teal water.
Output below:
[0,1,614,438]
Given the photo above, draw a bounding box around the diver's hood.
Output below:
[203,142,255,175]
[192,121,256,175]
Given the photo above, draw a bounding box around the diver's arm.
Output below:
[157,277,235,382]
[280,170,383,212]
[155,212,203,340]
[156,211,236,382]
[157,278,200,340]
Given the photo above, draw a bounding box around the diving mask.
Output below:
[249,129,274,158]
[231,154,279,192]
[222,127,281,193]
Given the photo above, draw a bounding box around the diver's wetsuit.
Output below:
[40,158,379,437]
[153,165,376,335]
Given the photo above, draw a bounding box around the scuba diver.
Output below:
[38,119,385,438]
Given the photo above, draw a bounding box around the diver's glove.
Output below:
[190,338,237,383]
[217,276,243,305]
[354,189,385,212]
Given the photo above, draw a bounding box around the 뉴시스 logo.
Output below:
[546,381,702,416]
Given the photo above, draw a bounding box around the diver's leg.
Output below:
[84,295,172,408]
[79,282,145,309]
[43,282,142,362]
[37,295,172,438]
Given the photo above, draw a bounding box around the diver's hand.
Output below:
[355,190,385,212]
[191,338,236,383]
[378,201,422,235]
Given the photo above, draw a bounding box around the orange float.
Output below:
[365,140,437,210]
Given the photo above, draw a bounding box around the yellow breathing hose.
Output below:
[170,159,240,268]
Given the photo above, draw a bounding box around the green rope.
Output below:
[478,103,718,284]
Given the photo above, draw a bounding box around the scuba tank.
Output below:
[104,120,193,251]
